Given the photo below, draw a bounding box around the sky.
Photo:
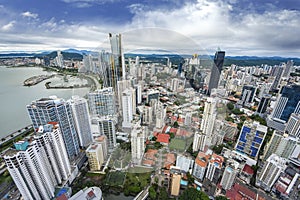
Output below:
[0,0,299,57]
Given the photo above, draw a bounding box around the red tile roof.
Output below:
[242,164,254,175]
[157,133,170,144]
[226,183,257,200]
[169,128,177,133]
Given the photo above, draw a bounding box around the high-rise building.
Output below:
[270,64,284,91]
[192,131,207,152]
[109,33,125,89]
[282,60,294,78]
[268,84,300,130]
[97,116,117,151]
[200,98,217,145]
[257,94,271,114]
[122,88,135,128]
[238,85,256,107]
[256,154,287,191]
[117,80,131,110]
[4,123,71,200]
[285,113,300,138]
[220,160,239,190]
[131,124,146,164]
[207,51,225,95]
[235,120,267,159]
[54,50,64,68]
[86,136,108,171]
[263,131,299,160]
[155,101,166,129]
[185,113,192,126]
[88,87,116,117]
[205,153,224,182]
[27,96,80,159]
[68,96,93,148]
[193,151,210,181]
[176,155,194,173]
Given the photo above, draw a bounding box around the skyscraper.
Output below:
[109,33,125,89]
[97,116,117,151]
[4,123,71,200]
[205,153,224,182]
[200,98,217,145]
[207,51,225,95]
[86,136,108,171]
[235,120,267,159]
[257,94,271,114]
[238,85,256,107]
[88,87,116,117]
[285,113,300,138]
[69,96,93,148]
[131,124,146,164]
[27,96,80,159]
[257,154,287,191]
[270,64,284,92]
[282,60,294,78]
[269,84,300,130]
[220,160,239,190]
[122,88,135,128]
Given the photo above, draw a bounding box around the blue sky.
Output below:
[0,0,299,57]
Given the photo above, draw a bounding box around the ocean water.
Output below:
[0,66,90,138]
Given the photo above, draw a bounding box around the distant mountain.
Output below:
[63,48,92,55]
[1,49,299,66]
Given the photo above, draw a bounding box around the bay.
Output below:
[0,66,90,138]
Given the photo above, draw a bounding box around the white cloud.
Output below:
[21,11,38,19]
[1,21,16,31]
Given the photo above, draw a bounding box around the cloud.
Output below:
[1,21,16,31]
[61,0,118,7]
[21,11,38,19]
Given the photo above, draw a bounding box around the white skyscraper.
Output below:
[220,160,239,190]
[205,153,224,181]
[185,113,192,126]
[192,131,207,152]
[257,154,287,191]
[122,88,135,128]
[200,98,217,145]
[27,96,79,159]
[285,113,300,138]
[155,101,166,129]
[97,116,117,151]
[4,123,71,200]
[117,80,131,110]
[131,124,146,164]
[69,96,93,148]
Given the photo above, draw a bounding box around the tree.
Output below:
[158,187,169,200]
[227,102,234,110]
[170,132,175,139]
[148,186,157,200]
[216,196,229,200]
[179,188,209,200]
[186,172,194,185]
[173,121,179,128]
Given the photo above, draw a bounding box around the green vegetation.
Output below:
[249,115,267,126]
[232,108,244,115]
[216,196,229,200]
[169,138,187,152]
[105,171,126,187]
[124,172,151,196]
[225,116,234,122]
[0,170,12,185]
[173,121,179,128]
[227,102,234,110]
[187,143,198,158]
[179,187,209,200]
